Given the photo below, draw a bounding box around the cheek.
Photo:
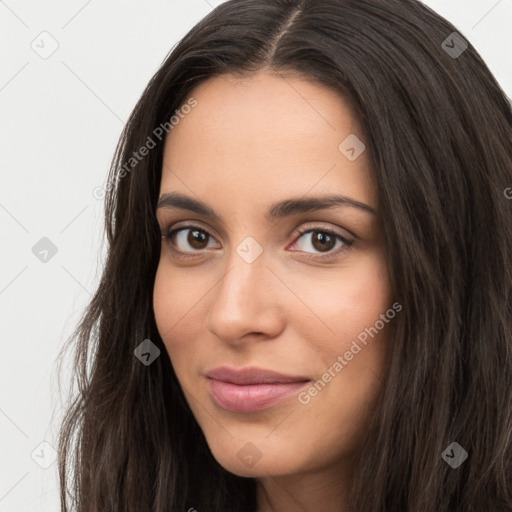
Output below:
[290,254,393,457]
[152,264,198,354]
[338,253,392,335]
[291,249,393,350]
[153,259,204,328]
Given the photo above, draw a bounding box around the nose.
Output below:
[205,247,284,345]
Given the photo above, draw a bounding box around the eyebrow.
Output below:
[156,191,377,221]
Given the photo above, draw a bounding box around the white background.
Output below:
[0,1,511,510]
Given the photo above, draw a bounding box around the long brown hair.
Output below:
[57,0,512,510]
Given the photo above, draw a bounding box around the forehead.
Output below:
[160,71,377,211]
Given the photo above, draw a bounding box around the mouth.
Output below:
[205,366,311,413]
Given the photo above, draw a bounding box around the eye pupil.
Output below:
[188,229,208,249]
[312,231,336,252]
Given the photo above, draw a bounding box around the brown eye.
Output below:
[185,229,209,250]
[309,231,337,252]
[163,226,219,253]
[291,226,354,259]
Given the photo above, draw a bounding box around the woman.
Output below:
[57,0,512,510]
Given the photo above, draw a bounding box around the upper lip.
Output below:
[206,366,310,385]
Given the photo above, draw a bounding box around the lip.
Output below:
[205,366,311,413]
[205,366,310,385]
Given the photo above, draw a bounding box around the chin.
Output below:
[207,440,300,478]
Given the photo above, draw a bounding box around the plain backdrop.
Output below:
[0,1,511,510]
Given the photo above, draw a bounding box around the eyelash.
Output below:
[293,227,354,259]
[161,223,354,261]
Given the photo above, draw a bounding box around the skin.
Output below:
[153,70,394,512]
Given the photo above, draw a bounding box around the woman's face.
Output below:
[153,70,394,479]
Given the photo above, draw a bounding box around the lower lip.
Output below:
[206,378,310,413]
